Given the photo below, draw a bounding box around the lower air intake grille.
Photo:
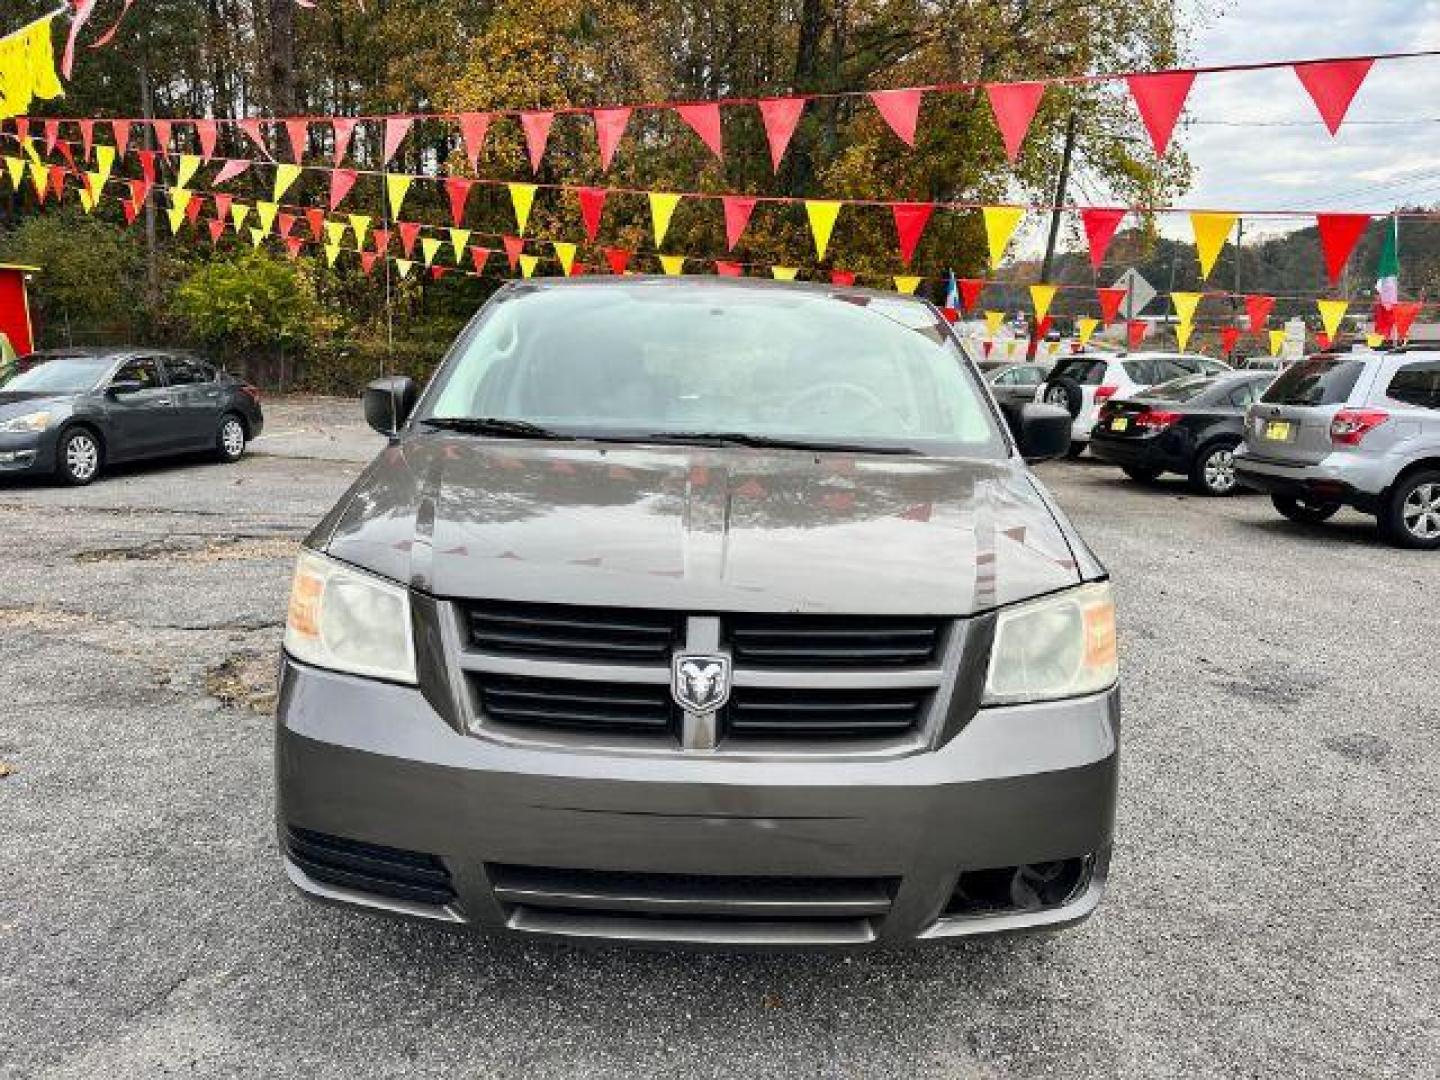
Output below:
[725,614,943,668]
[725,686,929,738]
[285,827,455,906]
[476,674,675,734]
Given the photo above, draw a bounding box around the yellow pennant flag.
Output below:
[1076,316,1100,347]
[508,182,537,233]
[79,172,101,213]
[3,157,23,190]
[1005,339,1020,358]
[167,190,191,234]
[94,145,115,188]
[804,200,842,259]
[982,206,1024,269]
[771,266,798,281]
[175,154,202,189]
[0,16,63,122]
[660,254,687,276]
[255,200,279,234]
[230,202,251,232]
[1190,212,1237,279]
[1029,283,1057,320]
[1366,332,1385,348]
[984,310,1005,336]
[448,228,472,262]
[649,191,682,248]
[420,236,443,267]
[1170,291,1202,325]
[324,220,347,247]
[894,275,922,295]
[1317,298,1348,340]
[1046,340,1061,357]
[395,258,415,279]
[348,214,371,249]
[518,253,539,278]
[28,160,48,199]
[273,163,303,202]
[325,243,342,267]
[551,241,577,276]
[248,227,267,249]
[1175,322,1194,352]
[386,174,412,219]
[1268,328,1286,356]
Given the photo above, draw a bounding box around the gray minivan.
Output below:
[275,278,1120,947]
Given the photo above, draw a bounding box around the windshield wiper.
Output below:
[640,431,917,455]
[421,417,570,440]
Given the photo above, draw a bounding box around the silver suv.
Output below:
[1234,351,1440,549]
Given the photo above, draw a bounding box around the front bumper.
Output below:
[1233,449,1385,513]
[0,430,55,476]
[275,657,1120,948]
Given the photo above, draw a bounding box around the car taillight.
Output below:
[1136,410,1182,430]
[1330,409,1387,445]
[1094,385,1120,402]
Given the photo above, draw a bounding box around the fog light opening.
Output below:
[945,856,1092,918]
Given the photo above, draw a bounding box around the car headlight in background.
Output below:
[283,549,416,684]
[0,411,53,434]
[983,582,1117,705]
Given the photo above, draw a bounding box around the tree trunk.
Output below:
[266,0,299,115]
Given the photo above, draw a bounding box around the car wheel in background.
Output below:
[57,427,103,486]
[1271,493,1340,525]
[216,413,248,463]
[1043,378,1084,418]
[1379,470,1440,550]
[1122,465,1162,482]
[1190,441,1241,496]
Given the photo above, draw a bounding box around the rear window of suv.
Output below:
[1386,361,1440,409]
[1050,358,1107,385]
[1261,357,1365,406]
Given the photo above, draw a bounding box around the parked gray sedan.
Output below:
[276,277,1119,948]
[982,360,1052,408]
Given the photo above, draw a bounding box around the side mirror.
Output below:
[107,380,143,397]
[363,376,418,438]
[1008,402,1072,463]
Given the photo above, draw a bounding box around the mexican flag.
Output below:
[1374,217,1399,336]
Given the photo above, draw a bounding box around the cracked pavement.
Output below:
[1,396,1437,1078]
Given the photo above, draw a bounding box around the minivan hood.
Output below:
[317,437,1084,615]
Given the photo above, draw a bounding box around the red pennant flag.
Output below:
[868,88,923,147]
[1097,286,1128,324]
[1126,70,1196,156]
[981,340,993,358]
[331,117,357,166]
[1033,315,1054,341]
[457,113,490,169]
[360,251,379,275]
[329,168,357,211]
[430,266,449,281]
[984,81,1045,162]
[47,167,67,201]
[892,202,934,266]
[185,194,204,225]
[592,107,631,170]
[959,278,984,313]
[398,221,422,258]
[371,228,391,253]
[1126,319,1147,349]
[304,207,325,242]
[758,97,805,171]
[57,142,75,173]
[674,103,723,159]
[150,119,171,153]
[1220,326,1241,355]
[136,149,157,186]
[1392,300,1423,341]
[111,119,132,157]
[13,118,28,144]
[284,118,308,162]
[577,187,607,241]
[444,177,473,227]
[207,219,226,245]
[503,235,526,271]
[1245,294,1275,334]
[940,308,960,323]
[714,260,743,277]
[122,199,140,226]
[1294,59,1373,136]
[1315,331,1332,350]
[1316,213,1370,286]
[284,237,305,259]
[382,117,412,165]
[43,119,60,154]
[213,159,250,185]
[519,111,553,172]
[571,262,588,276]
[1373,302,1394,338]
[603,247,631,275]
[1080,208,1126,271]
[194,119,217,160]
[78,119,95,160]
[276,212,297,238]
[206,193,231,223]
[239,118,270,158]
[722,195,757,250]
[469,247,492,275]
[830,269,857,286]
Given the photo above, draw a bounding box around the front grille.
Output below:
[477,674,675,734]
[285,826,455,906]
[725,614,942,668]
[726,686,929,738]
[466,601,683,664]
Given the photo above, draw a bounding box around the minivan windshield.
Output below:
[423,283,1006,455]
[1261,356,1365,407]
[1,355,111,394]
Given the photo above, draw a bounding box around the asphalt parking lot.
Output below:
[2,396,1436,1079]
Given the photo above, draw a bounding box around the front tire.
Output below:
[1379,470,1440,550]
[1272,493,1340,524]
[56,427,103,486]
[1190,441,1241,496]
[216,413,247,463]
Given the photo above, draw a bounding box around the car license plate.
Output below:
[1111,418,1129,432]
[1264,419,1293,441]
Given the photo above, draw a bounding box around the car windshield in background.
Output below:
[1261,357,1365,407]
[2,356,111,394]
[1050,358,1107,385]
[1144,375,1215,402]
[424,283,1006,455]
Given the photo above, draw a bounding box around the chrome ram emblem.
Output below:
[671,654,731,713]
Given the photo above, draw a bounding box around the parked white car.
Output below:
[1036,352,1231,456]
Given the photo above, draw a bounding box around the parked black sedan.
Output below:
[1089,371,1273,495]
[0,348,263,485]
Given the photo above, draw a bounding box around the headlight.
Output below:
[283,549,416,684]
[983,581,1117,705]
[0,410,52,433]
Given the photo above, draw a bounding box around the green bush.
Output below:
[288,338,450,396]
[174,250,334,363]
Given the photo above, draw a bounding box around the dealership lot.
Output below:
[1,398,1436,1079]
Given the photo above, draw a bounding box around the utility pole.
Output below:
[1031,109,1078,359]
[138,60,160,316]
